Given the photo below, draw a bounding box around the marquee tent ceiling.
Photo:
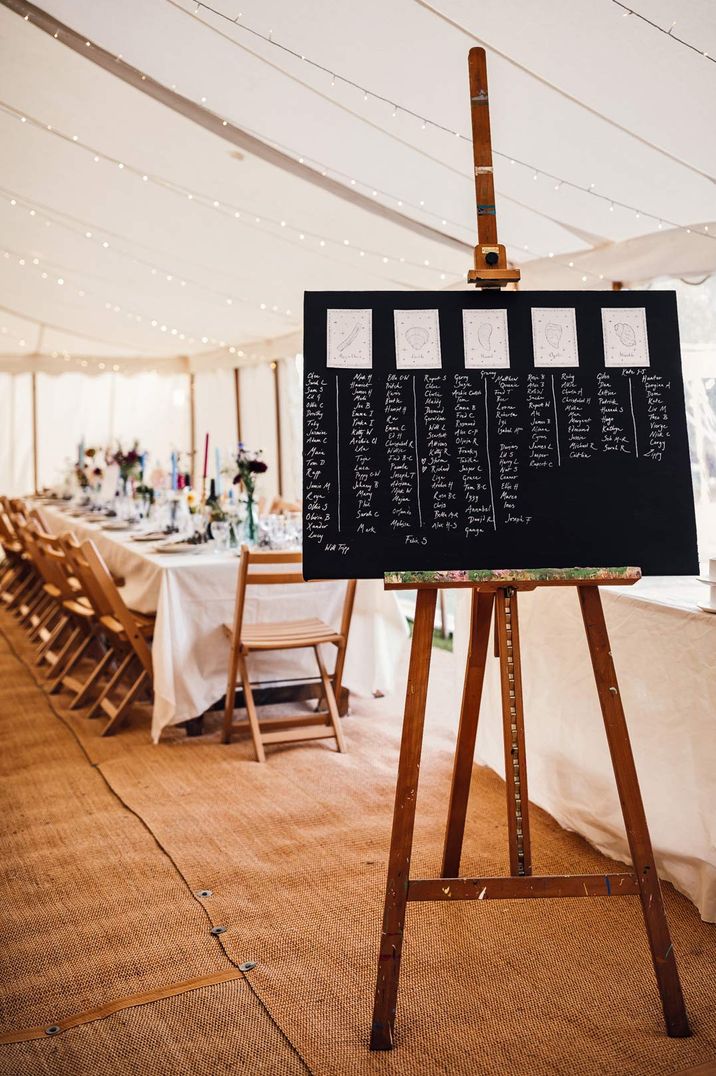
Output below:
[0,0,714,370]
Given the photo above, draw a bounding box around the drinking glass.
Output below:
[211,520,230,552]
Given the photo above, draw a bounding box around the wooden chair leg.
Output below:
[86,652,135,719]
[43,626,81,681]
[331,639,349,713]
[441,589,495,877]
[48,632,92,694]
[371,587,437,1051]
[495,587,532,877]
[28,594,54,639]
[35,613,67,663]
[222,637,242,745]
[314,646,346,753]
[237,654,265,762]
[71,646,115,709]
[578,585,690,1038]
[101,666,149,736]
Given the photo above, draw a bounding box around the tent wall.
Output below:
[0,359,300,503]
[0,372,33,496]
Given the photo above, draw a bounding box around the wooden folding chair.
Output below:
[223,546,356,761]
[29,528,92,685]
[78,540,155,736]
[53,535,118,710]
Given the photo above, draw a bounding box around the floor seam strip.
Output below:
[0,619,315,1074]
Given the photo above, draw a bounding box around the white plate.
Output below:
[153,542,203,555]
[101,522,133,532]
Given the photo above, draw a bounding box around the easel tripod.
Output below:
[369,48,690,1051]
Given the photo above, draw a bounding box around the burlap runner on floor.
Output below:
[1,615,715,1075]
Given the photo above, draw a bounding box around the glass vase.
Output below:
[243,495,258,546]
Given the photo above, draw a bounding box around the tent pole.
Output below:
[234,367,242,445]
[189,371,196,489]
[271,361,283,499]
[31,371,38,495]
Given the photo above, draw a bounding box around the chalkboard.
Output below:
[302,290,698,580]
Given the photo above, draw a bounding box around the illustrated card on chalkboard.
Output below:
[302,290,698,580]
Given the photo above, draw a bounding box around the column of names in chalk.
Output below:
[385,373,420,532]
[349,372,379,534]
[452,374,495,536]
[527,373,559,469]
[304,372,330,543]
[422,374,458,530]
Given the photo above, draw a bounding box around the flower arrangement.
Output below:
[74,446,104,491]
[232,445,268,495]
[74,464,90,490]
[232,444,268,543]
[107,441,144,482]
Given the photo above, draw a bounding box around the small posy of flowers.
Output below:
[233,444,268,497]
[75,447,104,488]
[107,441,144,481]
[74,464,90,489]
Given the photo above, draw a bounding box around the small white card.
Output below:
[394,309,442,369]
[463,309,510,369]
[327,308,372,368]
[531,307,579,367]
[601,307,649,367]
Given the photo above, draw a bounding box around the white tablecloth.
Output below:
[40,506,408,742]
[454,580,716,921]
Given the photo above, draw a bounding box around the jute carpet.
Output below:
[1,614,715,1075]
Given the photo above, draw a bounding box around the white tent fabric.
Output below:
[0,0,714,496]
[0,0,714,371]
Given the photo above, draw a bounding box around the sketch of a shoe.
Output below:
[405,326,430,350]
[614,323,636,348]
[477,322,493,352]
[337,323,360,351]
[545,323,562,349]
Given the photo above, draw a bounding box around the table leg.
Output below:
[578,585,690,1037]
[370,587,437,1051]
[183,715,205,737]
[441,589,495,878]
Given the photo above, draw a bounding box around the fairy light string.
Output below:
[170,0,713,238]
[612,1,715,64]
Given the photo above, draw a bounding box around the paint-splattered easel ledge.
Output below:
[384,566,642,587]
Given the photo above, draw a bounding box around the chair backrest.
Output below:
[230,545,357,645]
[230,547,303,643]
[31,528,77,597]
[79,540,153,677]
[0,504,19,548]
[268,497,302,515]
[58,534,114,621]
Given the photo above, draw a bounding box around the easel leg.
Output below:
[441,590,495,877]
[370,588,437,1051]
[495,587,532,877]
[578,586,690,1037]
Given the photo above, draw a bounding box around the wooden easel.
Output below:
[369,48,690,1051]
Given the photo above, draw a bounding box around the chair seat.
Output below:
[99,611,155,639]
[63,598,95,618]
[240,617,342,651]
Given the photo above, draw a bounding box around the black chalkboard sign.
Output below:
[302,290,698,580]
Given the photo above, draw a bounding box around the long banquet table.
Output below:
[39,504,408,742]
[454,579,716,922]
